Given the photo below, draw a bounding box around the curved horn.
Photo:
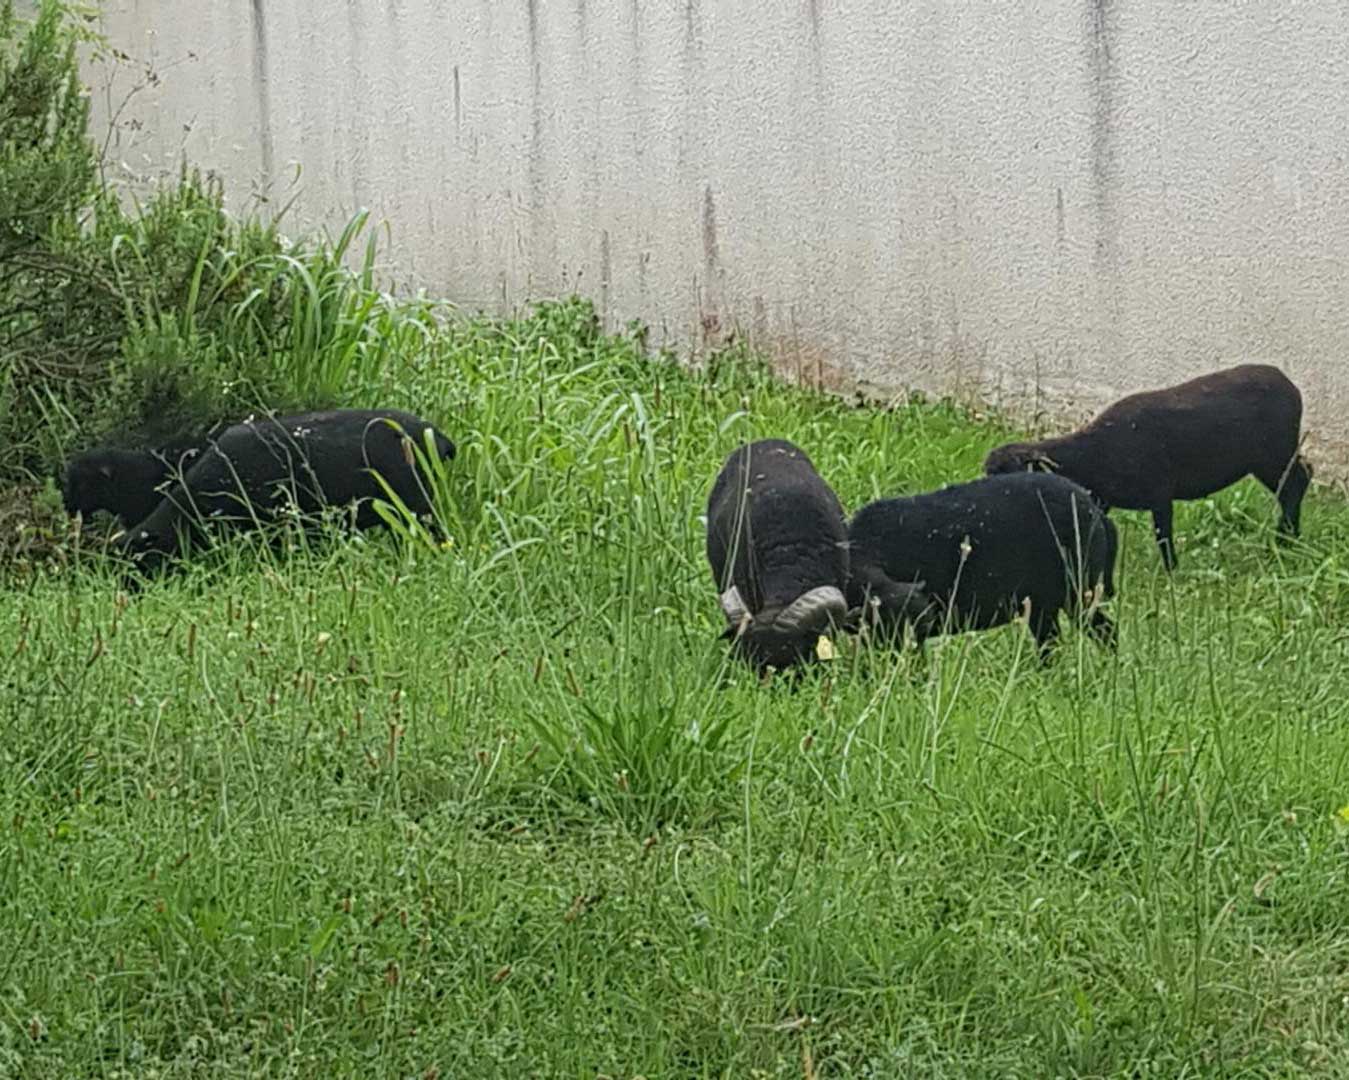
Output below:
[719,584,751,628]
[772,585,847,634]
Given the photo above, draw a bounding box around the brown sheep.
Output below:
[984,364,1311,569]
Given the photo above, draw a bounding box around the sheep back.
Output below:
[705,439,848,615]
[985,364,1304,508]
[119,408,456,570]
[847,472,1116,639]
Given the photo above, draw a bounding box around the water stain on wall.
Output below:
[346,3,366,210]
[386,0,410,171]
[453,66,462,132]
[761,314,851,395]
[752,295,769,347]
[804,0,830,291]
[628,0,642,49]
[574,0,600,225]
[1087,0,1123,363]
[600,229,612,320]
[678,0,702,171]
[249,0,275,192]
[526,0,546,274]
[702,184,720,270]
[1088,0,1119,279]
[701,184,724,343]
[626,0,644,162]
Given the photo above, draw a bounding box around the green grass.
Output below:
[5,301,1349,1077]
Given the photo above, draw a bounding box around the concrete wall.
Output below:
[87,2,1349,465]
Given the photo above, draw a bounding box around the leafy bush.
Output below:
[0,0,108,475]
[0,0,96,257]
[1,2,452,491]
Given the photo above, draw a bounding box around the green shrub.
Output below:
[97,313,238,447]
[0,0,96,255]
[0,0,108,476]
[85,167,297,449]
[1,2,453,491]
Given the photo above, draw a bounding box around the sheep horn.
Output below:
[719,584,751,628]
[772,585,848,634]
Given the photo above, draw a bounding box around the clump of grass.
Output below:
[88,181,450,456]
[218,208,449,408]
[521,656,745,834]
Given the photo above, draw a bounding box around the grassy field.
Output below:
[4,301,1349,1078]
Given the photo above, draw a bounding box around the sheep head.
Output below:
[845,581,939,642]
[983,442,1059,476]
[62,456,118,517]
[719,584,847,671]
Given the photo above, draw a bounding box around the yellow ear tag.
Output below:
[1335,804,1349,836]
[815,636,835,661]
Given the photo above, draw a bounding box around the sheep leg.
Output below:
[1264,455,1311,539]
[1150,503,1177,570]
[1028,607,1061,665]
[118,533,174,589]
[1088,609,1118,650]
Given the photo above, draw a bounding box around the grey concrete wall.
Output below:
[87,2,1349,466]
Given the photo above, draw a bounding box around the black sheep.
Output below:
[705,439,858,671]
[983,364,1312,569]
[118,408,456,577]
[847,472,1117,660]
[63,441,204,527]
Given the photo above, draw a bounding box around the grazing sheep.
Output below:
[705,439,859,671]
[63,442,203,527]
[118,408,456,577]
[983,364,1312,569]
[847,472,1117,661]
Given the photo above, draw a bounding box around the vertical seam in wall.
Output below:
[527,0,545,291]
[1089,0,1119,285]
[1088,0,1122,362]
[250,0,275,195]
